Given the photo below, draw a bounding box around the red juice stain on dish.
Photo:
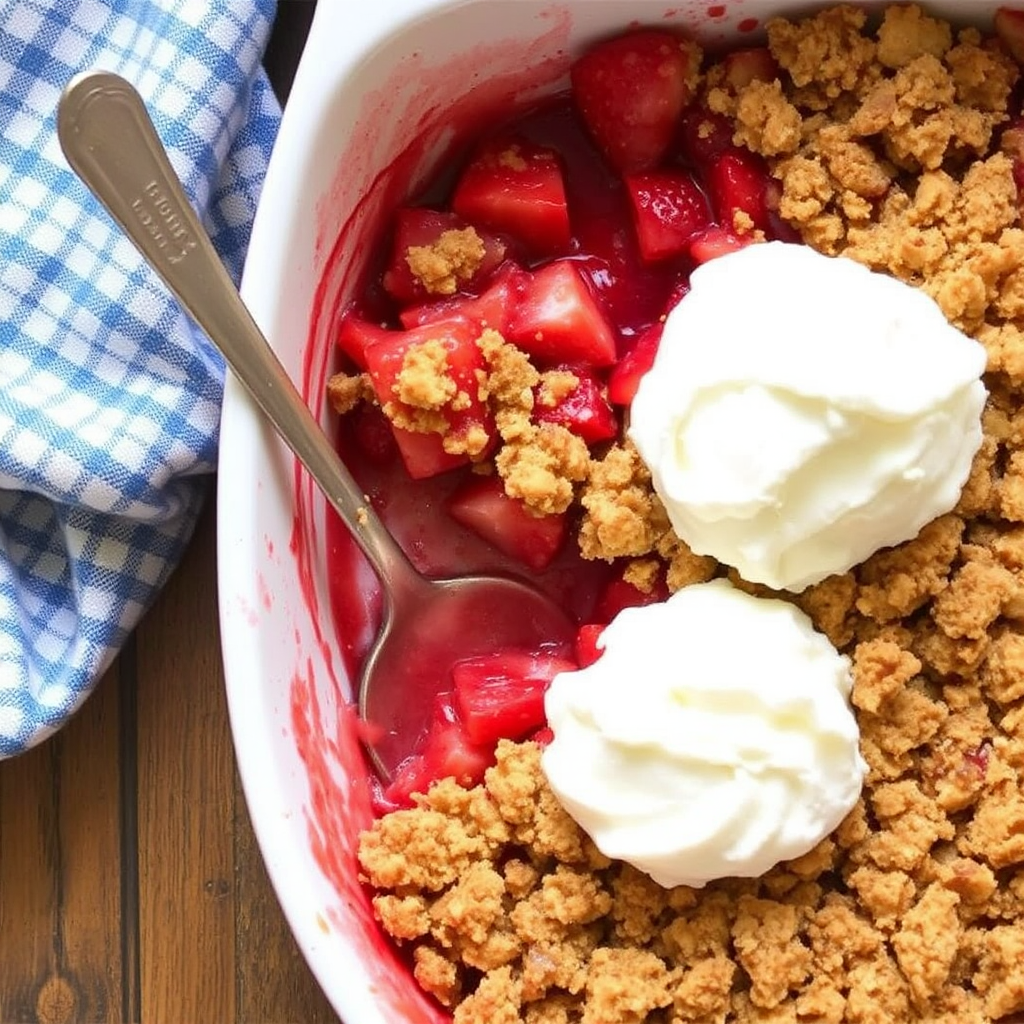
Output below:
[311,10,573,261]
[289,661,444,1024]
[236,595,258,628]
[738,16,760,32]
[707,4,727,16]
[257,571,273,612]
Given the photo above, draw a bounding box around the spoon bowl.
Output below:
[56,70,575,779]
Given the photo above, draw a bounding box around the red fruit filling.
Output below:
[452,136,571,255]
[570,30,701,173]
[325,24,792,804]
[447,474,568,571]
[453,650,577,746]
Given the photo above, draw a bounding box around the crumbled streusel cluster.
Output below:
[357,6,1024,1022]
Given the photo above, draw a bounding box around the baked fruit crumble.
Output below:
[325,5,1024,1022]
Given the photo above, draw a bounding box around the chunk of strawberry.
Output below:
[571,30,700,173]
[399,263,526,335]
[575,623,606,668]
[996,7,1024,64]
[336,313,391,370]
[706,150,772,234]
[507,260,617,367]
[688,224,756,264]
[363,318,494,479]
[379,696,493,810]
[453,650,577,746]
[452,137,571,255]
[608,321,663,406]
[386,426,467,479]
[530,726,555,746]
[447,474,567,570]
[721,47,779,90]
[534,365,618,443]
[382,207,508,305]
[593,569,670,624]
[1001,117,1024,200]
[624,169,712,261]
[676,105,736,167]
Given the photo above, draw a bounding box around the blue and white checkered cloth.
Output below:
[0,0,280,756]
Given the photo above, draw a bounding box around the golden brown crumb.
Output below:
[732,79,804,156]
[325,371,374,415]
[577,443,670,561]
[355,7,1024,1022]
[536,370,580,409]
[406,227,487,295]
[621,558,660,594]
[394,339,458,409]
[495,423,590,516]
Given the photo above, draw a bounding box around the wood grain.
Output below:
[135,497,239,1023]
[1,7,338,1020]
[0,663,126,1024]
[0,501,337,1022]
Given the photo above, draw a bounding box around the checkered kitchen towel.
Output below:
[0,0,280,756]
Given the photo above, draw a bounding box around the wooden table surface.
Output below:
[0,6,340,1022]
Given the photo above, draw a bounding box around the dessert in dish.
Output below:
[324,4,1024,1021]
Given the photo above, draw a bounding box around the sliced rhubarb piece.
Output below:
[379,697,493,809]
[506,260,617,367]
[624,169,712,261]
[337,314,392,370]
[534,365,618,443]
[688,224,755,264]
[721,47,779,90]
[448,474,567,570]
[677,105,736,167]
[382,207,508,305]
[452,137,571,255]
[399,263,526,335]
[608,321,664,406]
[706,150,773,234]
[363,318,495,479]
[571,30,700,173]
[593,570,670,624]
[996,7,1024,64]
[575,623,606,668]
[453,650,577,746]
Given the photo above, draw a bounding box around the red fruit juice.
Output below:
[323,93,777,778]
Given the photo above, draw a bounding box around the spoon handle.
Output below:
[57,70,417,592]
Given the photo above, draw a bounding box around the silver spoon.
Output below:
[57,71,576,779]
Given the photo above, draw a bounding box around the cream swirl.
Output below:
[628,241,987,592]
[542,580,866,889]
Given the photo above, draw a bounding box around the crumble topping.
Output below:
[394,339,459,409]
[354,6,1024,1021]
[537,370,580,408]
[326,370,374,415]
[407,226,487,295]
[577,442,669,562]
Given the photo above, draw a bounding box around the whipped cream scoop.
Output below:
[542,579,865,889]
[629,242,988,592]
